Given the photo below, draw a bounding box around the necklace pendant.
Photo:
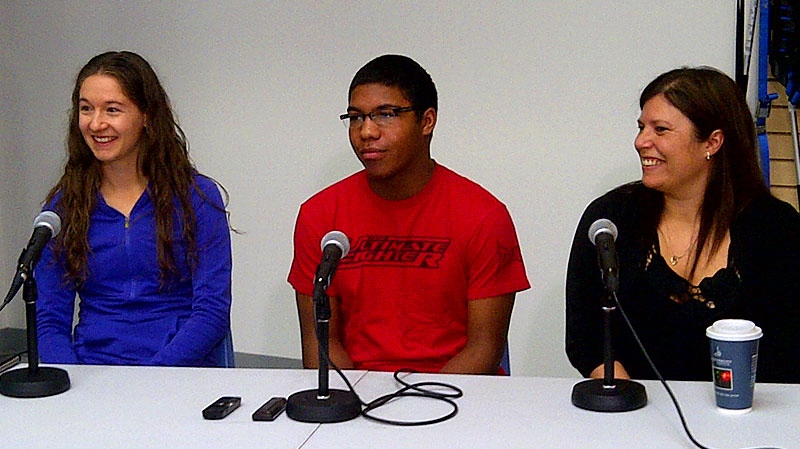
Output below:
[669,255,679,266]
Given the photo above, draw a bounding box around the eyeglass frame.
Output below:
[339,106,416,128]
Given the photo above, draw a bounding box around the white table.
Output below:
[311,372,799,449]
[0,364,364,448]
[0,365,797,448]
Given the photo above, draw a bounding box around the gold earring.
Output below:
[706,151,711,161]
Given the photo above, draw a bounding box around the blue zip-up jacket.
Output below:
[36,174,232,366]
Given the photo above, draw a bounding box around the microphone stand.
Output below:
[571,291,646,412]
[286,276,360,423]
[0,275,70,398]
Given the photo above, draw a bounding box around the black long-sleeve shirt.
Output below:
[566,182,800,383]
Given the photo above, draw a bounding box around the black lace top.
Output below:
[644,244,741,309]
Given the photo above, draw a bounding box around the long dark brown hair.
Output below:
[46,51,202,285]
[639,67,769,278]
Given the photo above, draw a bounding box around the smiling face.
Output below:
[634,94,721,200]
[347,83,436,197]
[78,74,146,171]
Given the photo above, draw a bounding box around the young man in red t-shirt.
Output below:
[288,54,529,374]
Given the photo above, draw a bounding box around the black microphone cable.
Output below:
[359,368,463,426]
[323,352,464,426]
[613,291,785,449]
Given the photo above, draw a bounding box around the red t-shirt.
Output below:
[288,164,530,372]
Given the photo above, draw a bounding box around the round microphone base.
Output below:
[0,366,71,398]
[571,378,647,412]
[286,389,361,423]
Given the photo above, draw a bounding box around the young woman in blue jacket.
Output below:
[36,51,233,366]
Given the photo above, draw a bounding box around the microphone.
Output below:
[2,211,61,307]
[286,230,361,423]
[588,218,619,293]
[314,231,350,295]
[0,210,70,398]
[571,217,647,412]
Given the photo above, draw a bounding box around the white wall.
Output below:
[0,1,27,325]
[0,1,736,377]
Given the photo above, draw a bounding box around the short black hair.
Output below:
[348,54,437,115]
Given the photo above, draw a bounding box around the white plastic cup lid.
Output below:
[706,319,763,341]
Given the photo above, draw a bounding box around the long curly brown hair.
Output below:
[46,51,200,286]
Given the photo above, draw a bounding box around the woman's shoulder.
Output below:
[577,182,659,247]
[742,193,799,217]
[43,190,64,211]
[583,181,651,221]
[736,193,800,238]
[191,173,226,206]
[192,172,217,188]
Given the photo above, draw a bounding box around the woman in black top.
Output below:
[566,67,800,383]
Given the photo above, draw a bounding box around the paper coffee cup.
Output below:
[706,319,762,413]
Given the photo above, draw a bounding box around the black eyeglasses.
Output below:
[339,107,415,129]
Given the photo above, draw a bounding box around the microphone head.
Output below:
[34,211,61,238]
[320,230,350,258]
[588,218,617,245]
